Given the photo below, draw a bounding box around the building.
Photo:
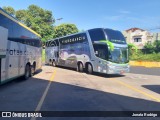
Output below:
[123,27,160,49]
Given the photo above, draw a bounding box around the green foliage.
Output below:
[154,40,160,53]
[129,41,160,61]
[128,43,138,56]
[144,40,160,54]
[16,5,55,42]
[100,40,114,51]
[144,42,155,54]
[3,5,79,43]
[53,24,78,38]
[42,49,45,62]
[130,53,160,62]
[2,6,15,16]
[16,10,27,23]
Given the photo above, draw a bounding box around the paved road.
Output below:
[130,66,160,76]
[0,66,160,120]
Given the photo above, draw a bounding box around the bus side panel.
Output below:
[1,41,20,83]
[1,58,7,82]
[25,45,42,70]
[86,31,96,71]
[45,47,49,64]
[58,33,91,68]
[8,41,19,79]
[19,43,25,75]
[36,47,42,70]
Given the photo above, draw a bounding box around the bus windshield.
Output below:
[108,47,128,63]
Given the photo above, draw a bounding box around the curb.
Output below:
[129,61,160,68]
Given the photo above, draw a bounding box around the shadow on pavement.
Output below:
[92,72,125,78]
[0,77,159,120]
[142,85,160,94]
[41,81,160,111]
[51,65,124,78]
[0,69,42,86]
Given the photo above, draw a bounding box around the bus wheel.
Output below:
[87,64,93,74]
[31,64,36,76]
[77,63,83,72]
[49,60,52,66]
[24,64,30,80]
[53,61,56,67]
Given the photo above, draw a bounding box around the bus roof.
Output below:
[0,7,41,37]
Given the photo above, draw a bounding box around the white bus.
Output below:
[0,8,42,84]
[45,28,129,75]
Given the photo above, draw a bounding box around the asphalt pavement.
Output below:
[130,66,160,76]
[0,66,160,120]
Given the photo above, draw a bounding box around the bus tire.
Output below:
[77,63,83,72]
[53,61,56,67]
[31,63,36,76]
[24,64,30,80]
[49,60,52,66]
[87,64,93,74]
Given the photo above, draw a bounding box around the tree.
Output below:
[2,6,15,16]
[15,5,55,42]
[143,40,160,54]
[128,43,138,55]
[2,5,79,43]
[16,10,27,23]
[154,40,160,53]
[144,42,155,54]
[53,24,78,38]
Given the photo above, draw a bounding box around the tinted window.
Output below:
[8,38,41,47]
[46,41,49,47]
[47,41,52,47]
[93,44,108,60]
[88,29,106,42]
[50,41,57,47]
[104,29,126,44]
[54,39,59,46]
[0,10,39,39]
[46,39,59,47]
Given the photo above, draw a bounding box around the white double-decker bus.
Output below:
[46,28,129,74]
[0,8,42,84]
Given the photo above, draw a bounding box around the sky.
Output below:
[0,0,160,32]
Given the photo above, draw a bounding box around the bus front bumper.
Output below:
[107,64,130,74]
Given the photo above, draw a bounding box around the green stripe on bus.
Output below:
[100,40,114,51]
